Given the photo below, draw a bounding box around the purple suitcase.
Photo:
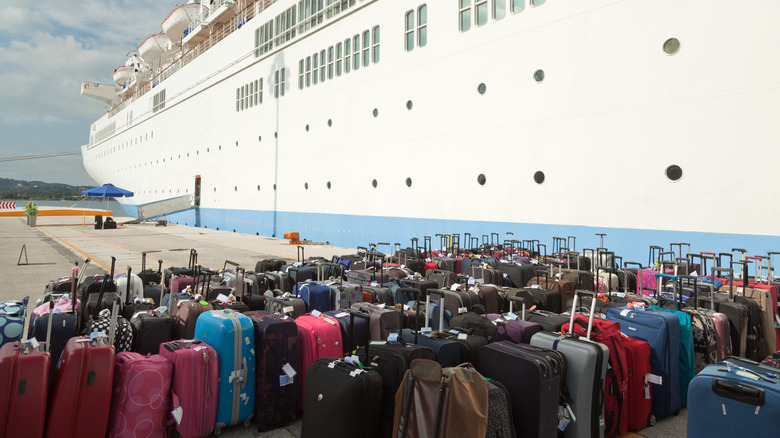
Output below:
[486,295,542,344]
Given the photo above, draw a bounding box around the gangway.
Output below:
[131,194,195,223]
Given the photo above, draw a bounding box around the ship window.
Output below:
[328,46,334,79]
[666,165,683,181]
[244,84,249,108]
[254,80,259,105]
[478,174,486,185]
[373,108,378,117]
[405,10,415,52]
[663,38,680,55]
[299,59,304,90]
[345,38,351,73]
[493,0,505,20]
[249,82,254,108]
[328,119,333,127]
[320,50,327,81]
[306,56,312,87]
[534,171,545,184]
[459,0,472,32]
[478,83,486,94]
[336,42,343,76]
[362,31,370,67]
[407,100,413,110]
[257,185,261,191]
[240,87,245,111]
[418,5,427,47]
[305,182,309,190]
[327,181,332,189]
[510,0,523,13]
[353,35,360,71]
[531,0,545,6]
[372,179,377,188]
[313,53,319,84]
[534,69,544,82]
[475,0,488,26]
[406,177,412,187]
[372,26,380,63]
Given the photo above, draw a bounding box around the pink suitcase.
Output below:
[107,352,173,438]
[169,276,197,294]
[159,339,219,438]
[295,313,343,409]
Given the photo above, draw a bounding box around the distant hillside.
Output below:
[0,178,88,200]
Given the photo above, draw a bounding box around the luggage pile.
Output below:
[1,237,779,437]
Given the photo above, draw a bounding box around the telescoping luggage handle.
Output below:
[507,295,529,320]
[91,256,117,320]
[654,273,681,310]
[676,274,717,311]
[223,260,246,300]
[349,309,372,365]
[398,287,423,344]
[568,290,598,341]
[711,267,735,302]
[426,289,448,334]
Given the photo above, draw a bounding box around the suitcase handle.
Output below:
[570,290,597,339]
[349,310,371,363]
[507,295,528,319]
[712,378,765,406]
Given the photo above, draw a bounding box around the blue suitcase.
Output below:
[687,359,780,438]
[296,283,331,313]
[194,309,256,432]
[650,305,694,405]
[324,309,368,355]
[606,306,681,418]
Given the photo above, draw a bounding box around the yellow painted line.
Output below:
[0,208,113,217]
[38,227,111,271]
[120,246,133,251]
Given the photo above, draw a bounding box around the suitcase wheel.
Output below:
[648,414,656,427]
[214,427,221,436]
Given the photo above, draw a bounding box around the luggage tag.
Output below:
[645,374,663,385]
[387,333,399,343]
[458,307,468,314]
[504,312,518,321]
[216,293,230,303]
[283,306,295,314]
[279,375,294,386]
[467,278,476,285]
[282,362,297,378]
[377,303,386,308]
[450,284,460,291]
[334,311,349,318]
[311,309,322,318]
[421,326,432,337]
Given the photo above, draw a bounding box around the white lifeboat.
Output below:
[112,65,133,86]
[138,33,171,64]
[162,1,201,43]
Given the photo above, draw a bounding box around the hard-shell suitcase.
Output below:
[687,359,780,438]
[106,352,173,438]
[477,341,565,438]
[530,291,609,438]
[0,294,50,438]
[194,310,256,432]
[295,312,343,407]
[243,311,300,431]
[159,340,219,438]
[46,334,115,438]
[525,285,562,313]
[350,302,403,341]
[524,309,569,332]
[0,297,27,348]
[300,311,383,438]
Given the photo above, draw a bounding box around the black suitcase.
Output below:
[524,286,561,313]
[265,271,292,293]
[301,311,383,438]
[398,293,466,368]
[138,252,163,286]
[524,310,569,332]
[265,294,307,319]
[130,312,172,355]
[478,341,566,438]
[398,278,437,300]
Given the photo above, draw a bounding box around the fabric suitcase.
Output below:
[297,283,331,313]
[295,313,344,407]
[527,276,575,313]
[397,278,438,301]
[170,275,197,294]
[449,311,499,343]
[243,311,300,431]
[363,285,395,306]
[398,329,464,368]
[524,309,569,332]
[46,335,115,438]
[193,310,256,432]
[106,352,173,438]
[425,269,457,288]
[0,339,50,438]
[530,292,608,438]
[477,341,564,438]
[170,299,213,340]
[687,360,780,438]
[327,280,362,311]
[621,335,654,431]
[350,302,403,341]
[130,312,172,355]
[324,309,368,355]
[159,340,219,438]
[474,284,500,314]
[525,285,562,313]
[264,294,307,319]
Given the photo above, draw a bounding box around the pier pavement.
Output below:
[0,215,686,437]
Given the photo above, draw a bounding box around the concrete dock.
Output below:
[0,215,687,437]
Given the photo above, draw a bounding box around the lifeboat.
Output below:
[162,1,202,43]
[138,33,171,64]
[112,65,133,86]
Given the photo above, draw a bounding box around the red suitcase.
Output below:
[295,313,343,409]
[0,297,50,438]
[622,334,654,431]
[46,334,115,438]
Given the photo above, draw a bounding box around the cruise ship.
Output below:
[81,0,780,265]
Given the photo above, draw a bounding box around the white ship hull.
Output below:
[81,0,780,263]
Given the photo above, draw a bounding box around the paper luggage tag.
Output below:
[215,293,229,303]
[335,312,348,318]
[377,303,386,308]
[505,312,518,320]
[457,333,468,340]
[311,310,322,318]
[282,362,297,378]
[283,306,294,314]
[279,375,294,386]
[171,406,183,426]
[29,337,40,350]
[323,317,336,325]
[421,327,432,336]
[450,284,460,291]
[530,284,540,289]
[403,304,410,311]
[646,374,662,385]
[387,333,399,342]
[448,329,459,335]
[467,278,475,285]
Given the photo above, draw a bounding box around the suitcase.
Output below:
[159,340,219,438]
[300,311,383,438]
[530,291,609,438]
[243,311,300,431]
[295,312,344,407]
[363,285,395,306]
[114,272,144,304]
[528,273,574,313]
[687,359,780,438]
[45,334,115,438]
[350,302,403,341]
[525,285,562,313]
[474,284,500,314]
[328,279,363,311]
[170,299,213,340]
[324,309,368,355]
[398,294,466,368]
[193,310,256,432]
[477,341,565,438]
[486,295,542,344]
[130,311,172,355]
[621,334,654,431]
[297,282,331,313]
[106,352,173,438]
[0,297,28,348]
[138,252,163,286]
[524,309,569,332]
[449,308,499,343]
[86,297,133,353]
[425,269,457,288]
[0,295,50,438]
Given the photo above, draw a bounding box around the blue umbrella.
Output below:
[82,183,134,215]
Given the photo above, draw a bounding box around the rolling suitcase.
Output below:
[524,309,569,332]
[46,333,116,438]
[264,293,307,319]
[621,334,654,431]
[477,341,565,438]
[0,297,27,348]
[0,295,50,438]
[159,340,219,438]
[324,309,368,355]
[530,291,609,438]
[398,293,466,368]
[486,295,542,344]
[170,298,213,340]
[295,312,344,407]
[687,359,780,438]
[300,311,383,438]
[106,352,173,438]
[350,302,403,341]
[243,311,300,431]
[193,310,256,433]
[296,282,331,313]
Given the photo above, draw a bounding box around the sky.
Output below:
[0,0,182,185]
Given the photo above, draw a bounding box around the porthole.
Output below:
[256,185,260,191]
[196,151,199,155]
[234,186,237,192]
[236,141,239,147]
[477,174,486,185]
[406,177,412,187]
[274,132,278,138]
[665,164,683,182]
[372,179,377,188]
[534,171,545,184]
[187,153,190,157]
[213,187,217,192]
[273,184,277,191]
[258,135,262,142]
[478,83,486,95]
[306,124,310,132]
[219,145,222,150]
[207,148,209,153]
[305,182,309,190]
[372,108,378,117]
[534,69,545,83]
[406,100,413,110]
[663,38,680,55]
[328,119,333,127]
[327,181,332,189]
